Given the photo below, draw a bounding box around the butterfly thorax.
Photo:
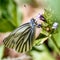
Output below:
[30,18,36,28]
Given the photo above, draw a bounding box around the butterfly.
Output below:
[3,18,42,53]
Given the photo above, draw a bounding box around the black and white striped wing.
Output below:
[3,23,35,53]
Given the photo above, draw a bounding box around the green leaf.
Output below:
[34,37,48,46]
[30,45,55,60]
[48,37,60,55]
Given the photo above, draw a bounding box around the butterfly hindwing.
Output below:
[15,23,35,52]
[15,27,35,52]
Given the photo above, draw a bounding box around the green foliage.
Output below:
[44,0,60,54]
[0,0,22,32]
[34,8,60,55]
[30,45,55,60]
[0,45,4,59]
[0,0,60,60]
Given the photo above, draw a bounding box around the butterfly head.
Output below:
[30,18,41,28]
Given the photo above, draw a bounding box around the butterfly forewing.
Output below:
[3,22,35,53]
[3,23,30,48]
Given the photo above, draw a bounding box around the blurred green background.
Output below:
[0,0,60,60]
